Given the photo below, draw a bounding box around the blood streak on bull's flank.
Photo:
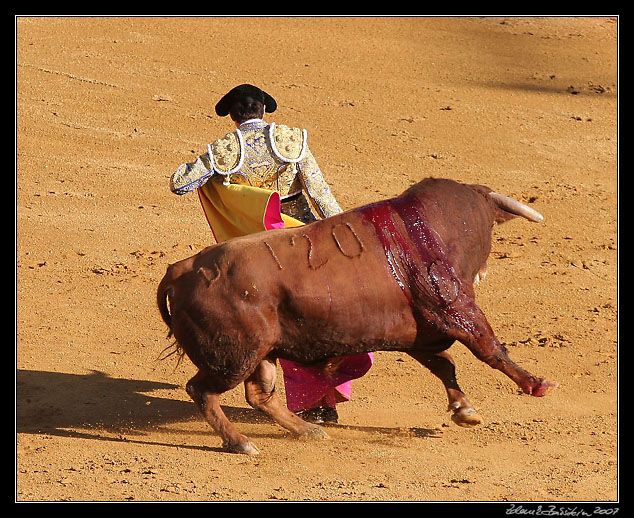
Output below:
[359,197,464,309]
[360,197,488,341]
[360,201,413,303]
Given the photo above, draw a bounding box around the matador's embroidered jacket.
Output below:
[170,119,342,222]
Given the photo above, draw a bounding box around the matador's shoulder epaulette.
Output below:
[269,123,308,163]
[208,130,245,175]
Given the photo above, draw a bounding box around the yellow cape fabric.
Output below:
[197,179,304,243]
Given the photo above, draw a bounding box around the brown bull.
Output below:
[157,177,556,454]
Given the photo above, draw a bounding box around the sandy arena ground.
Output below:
[16,16,618,502]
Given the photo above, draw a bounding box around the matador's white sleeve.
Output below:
[296,147,343,219]
[170,131,243,194]
[170,154,213,195]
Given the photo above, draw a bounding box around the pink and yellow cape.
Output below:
[197,180,304,243]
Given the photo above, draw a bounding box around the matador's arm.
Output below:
[296,147,343,219]
[170,153,213,195]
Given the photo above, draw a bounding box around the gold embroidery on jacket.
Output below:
[211,132,241,173]
[171,122,342,219]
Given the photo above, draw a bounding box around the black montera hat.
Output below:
[214,84,278,117]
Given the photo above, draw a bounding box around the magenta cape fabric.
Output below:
[280,353,374,411]
[263,192,286,229]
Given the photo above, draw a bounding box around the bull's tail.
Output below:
[156,272,188,366]
[157,275,174,338]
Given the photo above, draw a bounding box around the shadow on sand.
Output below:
[16,369,441,452]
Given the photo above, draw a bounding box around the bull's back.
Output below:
[289,213,414,336]
[201,213,417,352]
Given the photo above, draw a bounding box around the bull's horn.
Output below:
[489,192,544,223]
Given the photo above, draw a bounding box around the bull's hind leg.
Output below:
[244,358,329,441]
[447,300,557,397]
[186,370,260,455]
[408,348,483,427]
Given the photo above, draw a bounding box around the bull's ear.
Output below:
[493,207,518,225]
[469,184,516,224]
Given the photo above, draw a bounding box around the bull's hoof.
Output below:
[530,379,558,397]
[299,425,330,441]
[449,404,483,428]
[224,439,260,455]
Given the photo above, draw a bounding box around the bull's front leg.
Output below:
[447,300,558,397]
[244,358,329,441]
[408,349,483,427]
[186,370,260,455]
